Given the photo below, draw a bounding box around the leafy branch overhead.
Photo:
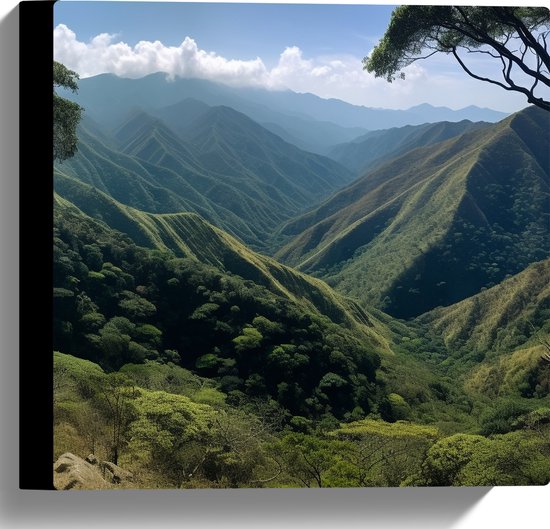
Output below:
[54,61,84,162]
[364,6,550,111]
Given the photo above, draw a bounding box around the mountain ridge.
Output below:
[53,186,393,353]
[60,72,509,154]
[327,120,490,174]
[55,105,354,252]
[276,106,549,318]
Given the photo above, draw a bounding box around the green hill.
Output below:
[418,259,550,356]
[327,120,489,174]
[54,124,261,246]
[53,186,390,349]
[52,191,400,421]
[277,106,549,318]
[56,107,353,252]
[417,259,550,398]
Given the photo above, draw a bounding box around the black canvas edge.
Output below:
[19,0,55,490]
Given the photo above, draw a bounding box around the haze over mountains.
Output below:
[55,103,354,251]
[60,72,508,154]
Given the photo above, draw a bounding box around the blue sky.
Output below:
[54,2,395,67]
[54,1,530,112]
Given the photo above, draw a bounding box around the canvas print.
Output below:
[52,2,550,489]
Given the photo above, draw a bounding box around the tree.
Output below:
[94,373,138,465]
[128,389,214,486]
[416,432,550,486]
[364,6,550,111]
[273,432,341,488]
[53,61,83,162]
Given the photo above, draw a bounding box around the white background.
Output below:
[1,1,547,527]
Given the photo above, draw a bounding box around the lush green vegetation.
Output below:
[53,194,550,488]
[278,106,549,318]
[53,70,549,488]
[55,102,353,252]
[54,61,83,162]
[328,119,488,175]
[53,200,390,422]
[416,259,550,401]
[54,352,550,488]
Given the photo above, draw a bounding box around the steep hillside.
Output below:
[52,192,402,421]
[56,183,492,428]
[53,187,390,347]
[277,106,549,318]
[55,108,354,251]
[182,105,354,201]
[418,259,550,356]
[417,260,550,400]
[54,123,262,246]
[328,120,489,174]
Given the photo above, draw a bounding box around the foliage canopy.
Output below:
[54,61,83,162]
[364,6,550,111]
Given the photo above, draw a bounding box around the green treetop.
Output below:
[364,6,550,111]
[54,61,83,162]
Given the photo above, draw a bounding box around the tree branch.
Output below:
[443,8,550,88]
[451,47,550,111]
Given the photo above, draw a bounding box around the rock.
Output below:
[53,453,110,490]
[100,461,134,484]
[85,454,98,465]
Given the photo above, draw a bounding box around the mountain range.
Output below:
[327,119,490,175]
[276,105,549,318]
[53,70,550,452]
[55,103,354,252]
[60,72,509,154]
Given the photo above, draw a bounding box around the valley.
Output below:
[53,70,550,489]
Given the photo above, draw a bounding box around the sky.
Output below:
[53,1,533,112]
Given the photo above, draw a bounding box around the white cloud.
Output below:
[54,24,526,111]
[54,24,399,94]
[54,24,269,86]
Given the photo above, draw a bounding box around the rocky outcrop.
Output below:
[100,461,134,485]
[53,452,110,490]
[53,453,134,490]
[85,454,99,465]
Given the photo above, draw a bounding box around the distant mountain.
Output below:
[55,107,354,251]
[327,120,490,174]
[153,97,212,138]
[239,90,509,129]
[61,73,509,154]
[181,105,353,198]
[60,73,369,154]
[404,103,509,124]
[277,106,550,318]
